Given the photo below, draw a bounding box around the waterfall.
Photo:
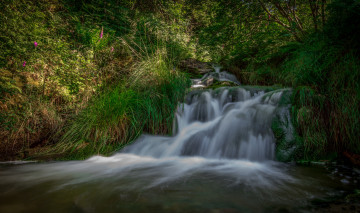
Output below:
[213,65,221,73]
[123,88,285,161]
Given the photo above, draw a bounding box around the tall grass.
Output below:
[0,0,100,159]
[52,17,192,159]
[0,0,193,160]
[56,56,189,158]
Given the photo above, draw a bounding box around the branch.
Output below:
[273,0,305,35]
[308,0,318,31]
[286,0,304,32]
[257,1,301,41]
[258,0,290,29]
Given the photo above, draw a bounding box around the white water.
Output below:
[123,88,280,161]
[213,64,221,73]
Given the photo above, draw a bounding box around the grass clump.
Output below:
[56,54,190,158]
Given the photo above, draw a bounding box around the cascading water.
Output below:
[0,71,358,213]
[213,64,221,73]
[123,87,281,161]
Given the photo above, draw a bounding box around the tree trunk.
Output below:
[321,0,326,27]
[308,0,320,31]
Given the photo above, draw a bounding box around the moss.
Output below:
[271,89,305,162]
[206,81,238,90]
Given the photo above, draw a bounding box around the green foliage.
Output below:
[227,0,360,160]
[182,0,321,64]
[283,0,360,158]
[51,1,193,158]
[0,0,193,159]
[56,54,190,158]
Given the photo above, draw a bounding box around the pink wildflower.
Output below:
[34,41,38,48]
[23,61,26,67]
[111,46,114,52]
[100,27,103,39]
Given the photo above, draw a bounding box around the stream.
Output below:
[0,69,359,213]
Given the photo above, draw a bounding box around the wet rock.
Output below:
[270,89,305,162]
[178,58,212,75]
[207,81,239,89]
[204,76,215,86]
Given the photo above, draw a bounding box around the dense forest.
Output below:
[1,0,359,162]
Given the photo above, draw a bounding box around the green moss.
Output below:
[206,81,238,90]
[270,89,305,162]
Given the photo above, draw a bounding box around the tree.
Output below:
[258,0,328,41]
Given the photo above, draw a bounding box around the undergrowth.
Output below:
[55,53,190,159]
[225,0,360,160]
[0,0,193,160]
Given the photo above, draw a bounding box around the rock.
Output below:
[191,71,241,89]
[343,152,360,166]
[206,81,239,90]
[178,58,212,75]
[204,77,215,86]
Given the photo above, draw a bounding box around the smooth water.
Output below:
[0,86,359,213]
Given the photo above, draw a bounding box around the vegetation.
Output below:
[0,0,359,161]
[0,0,192,160]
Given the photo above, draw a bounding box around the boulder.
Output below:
[178,59,212,75]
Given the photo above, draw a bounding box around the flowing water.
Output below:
[0,75,359,212]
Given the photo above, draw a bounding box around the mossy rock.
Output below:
[271,89,304,162]
[206,81,238,89]
[178,58,212,76]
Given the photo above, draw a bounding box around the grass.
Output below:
[0,0,193,160]
[50,11,193,159]
[54,55,190,159]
